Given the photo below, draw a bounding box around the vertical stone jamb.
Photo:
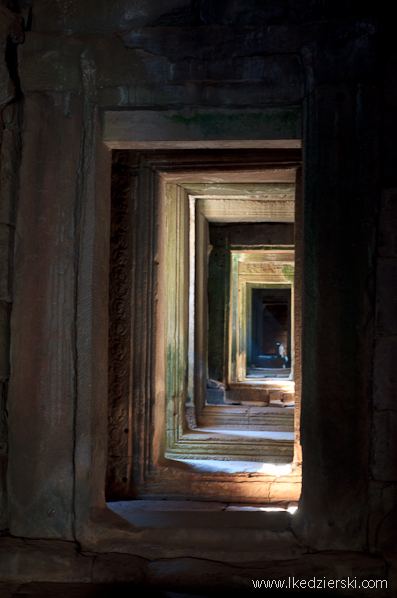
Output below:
[0,1,24,533]
[194,208,209,416]
[73,100,112,535]
[296,80,380,550]
[8,92,83,538]
[129,161,159,491]
[106,151,137,500]
[293,166,303,465]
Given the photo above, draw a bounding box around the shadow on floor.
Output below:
[1,582,340,598]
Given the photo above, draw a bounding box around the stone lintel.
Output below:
[103,108,302,147]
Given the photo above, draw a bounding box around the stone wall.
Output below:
[0,0,396,593]
[0,0,24,532]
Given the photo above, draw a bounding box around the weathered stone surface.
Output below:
[226,388,269,404]
[0,5,24,112]
[0,538,93,583]
[0,301,10,380]
[0,582,20,598]
[106,456,132,501]
[269,481,301,502]
[296,80,380,551]
[374,484,397,572]
[8,92,84,539]
[104,108,302,145]
[198,198,294,222]
[368,481,397,555]
[197,0,308,26]
[107,151,135,497]
[18,33,83,94]
[122,25,300,58]
[32,0,191,33]
[376,259,397,335]
[300,19,379,84]
[206,388,225,405]
[373,335,397,411]
[0,122,22,226]
[104,108,300,150]
[0,583,143,597]
[20,31,304,108]
[92,553,146,584]
[73,100,112,529]
[0,224,13,302]
[147,552,386,591]
[382,30,397,188]
[0,455,7,531]
[108,500,228,512]
[3,0,396,592]
[379,189,397,258]
[371,410,397,482]
[101,508,303,562]
[198,0,376,25]
[0,379,6,529]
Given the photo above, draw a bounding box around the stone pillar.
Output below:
[7,92,111,539]
[295,79,380,550]
[369,5,397,582]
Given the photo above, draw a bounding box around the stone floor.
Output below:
[193,427,294,440]
[0,584,325,597]
[107,499,298,519]
[1,586,214,598]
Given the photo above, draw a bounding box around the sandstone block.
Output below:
[368,480,397,554]
[269,481,301,502]
[300,19,378,84]
[371,410,397,481]
[0,127,21,226]
[226,387,268,404]
[0,453,8,532]
[104,107,301,145]
[0,225,13,302]
[122,24,299,59]
[383,109,397,188]
[0,538,92,583]
[197,0,295,26]
[8,92,84,539]
[147,551,385,591]
[92,553,146,584]
[32,0,192,33]
[379,188,397,257]
[0,301,10,380]
[373,335,397,410]
[206,388,225,405]
[376,259,397,335]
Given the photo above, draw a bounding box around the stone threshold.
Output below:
[108,499,298,513]
[181,427,294,441]
[166,422,294,462]
[159,458,295,474]
[197,404,294,430]
[79,506,303,562]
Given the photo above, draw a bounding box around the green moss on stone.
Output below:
[282,265,295,283]
[163,109,300,138]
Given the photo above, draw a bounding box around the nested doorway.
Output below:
[106,149,302,504]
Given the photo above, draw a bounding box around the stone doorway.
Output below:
[106,149,302,505]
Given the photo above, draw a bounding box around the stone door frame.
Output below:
[107,147,303,501]
[8,75,379,555]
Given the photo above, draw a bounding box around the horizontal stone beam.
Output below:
[121,25,300,59]
[197,199,295,222]
[103,108,302,147]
